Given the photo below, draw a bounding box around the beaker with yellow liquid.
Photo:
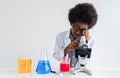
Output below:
[18,54,32,74]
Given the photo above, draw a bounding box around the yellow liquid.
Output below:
[18,59,31,73]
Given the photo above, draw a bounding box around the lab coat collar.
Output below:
[65,29,70,38]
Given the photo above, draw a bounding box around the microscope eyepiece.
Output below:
[75,35,91,58]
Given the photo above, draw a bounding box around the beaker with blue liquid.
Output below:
[36,48,51,74]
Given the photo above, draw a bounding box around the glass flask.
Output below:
[36,48,51,74]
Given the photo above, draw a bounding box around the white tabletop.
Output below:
[0,67,120,78]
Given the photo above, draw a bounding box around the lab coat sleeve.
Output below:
[53,33,65,61]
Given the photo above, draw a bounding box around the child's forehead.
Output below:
[72,22,88,29]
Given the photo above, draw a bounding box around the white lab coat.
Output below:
[53,30,94,68]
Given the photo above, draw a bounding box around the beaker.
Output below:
[36,48,51,74]
[18,54,32,74]
[60,57,70,72]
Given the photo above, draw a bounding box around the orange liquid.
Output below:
[18,59,31,73]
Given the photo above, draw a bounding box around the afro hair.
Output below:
[68,3,98,29]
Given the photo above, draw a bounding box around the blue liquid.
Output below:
[36,60,51,74]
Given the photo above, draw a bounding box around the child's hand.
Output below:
[64,40,79,56]
[84,31,90,42]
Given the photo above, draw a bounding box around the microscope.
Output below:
[71,34,92,75]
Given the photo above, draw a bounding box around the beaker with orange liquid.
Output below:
[18,54,32,74]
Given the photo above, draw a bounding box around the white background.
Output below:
[0,0,120,71]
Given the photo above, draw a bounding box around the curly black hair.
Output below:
[68,3,98,29]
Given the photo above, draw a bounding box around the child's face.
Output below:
[71,22,88,39]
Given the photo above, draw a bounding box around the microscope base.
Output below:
[71,67,92,75]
